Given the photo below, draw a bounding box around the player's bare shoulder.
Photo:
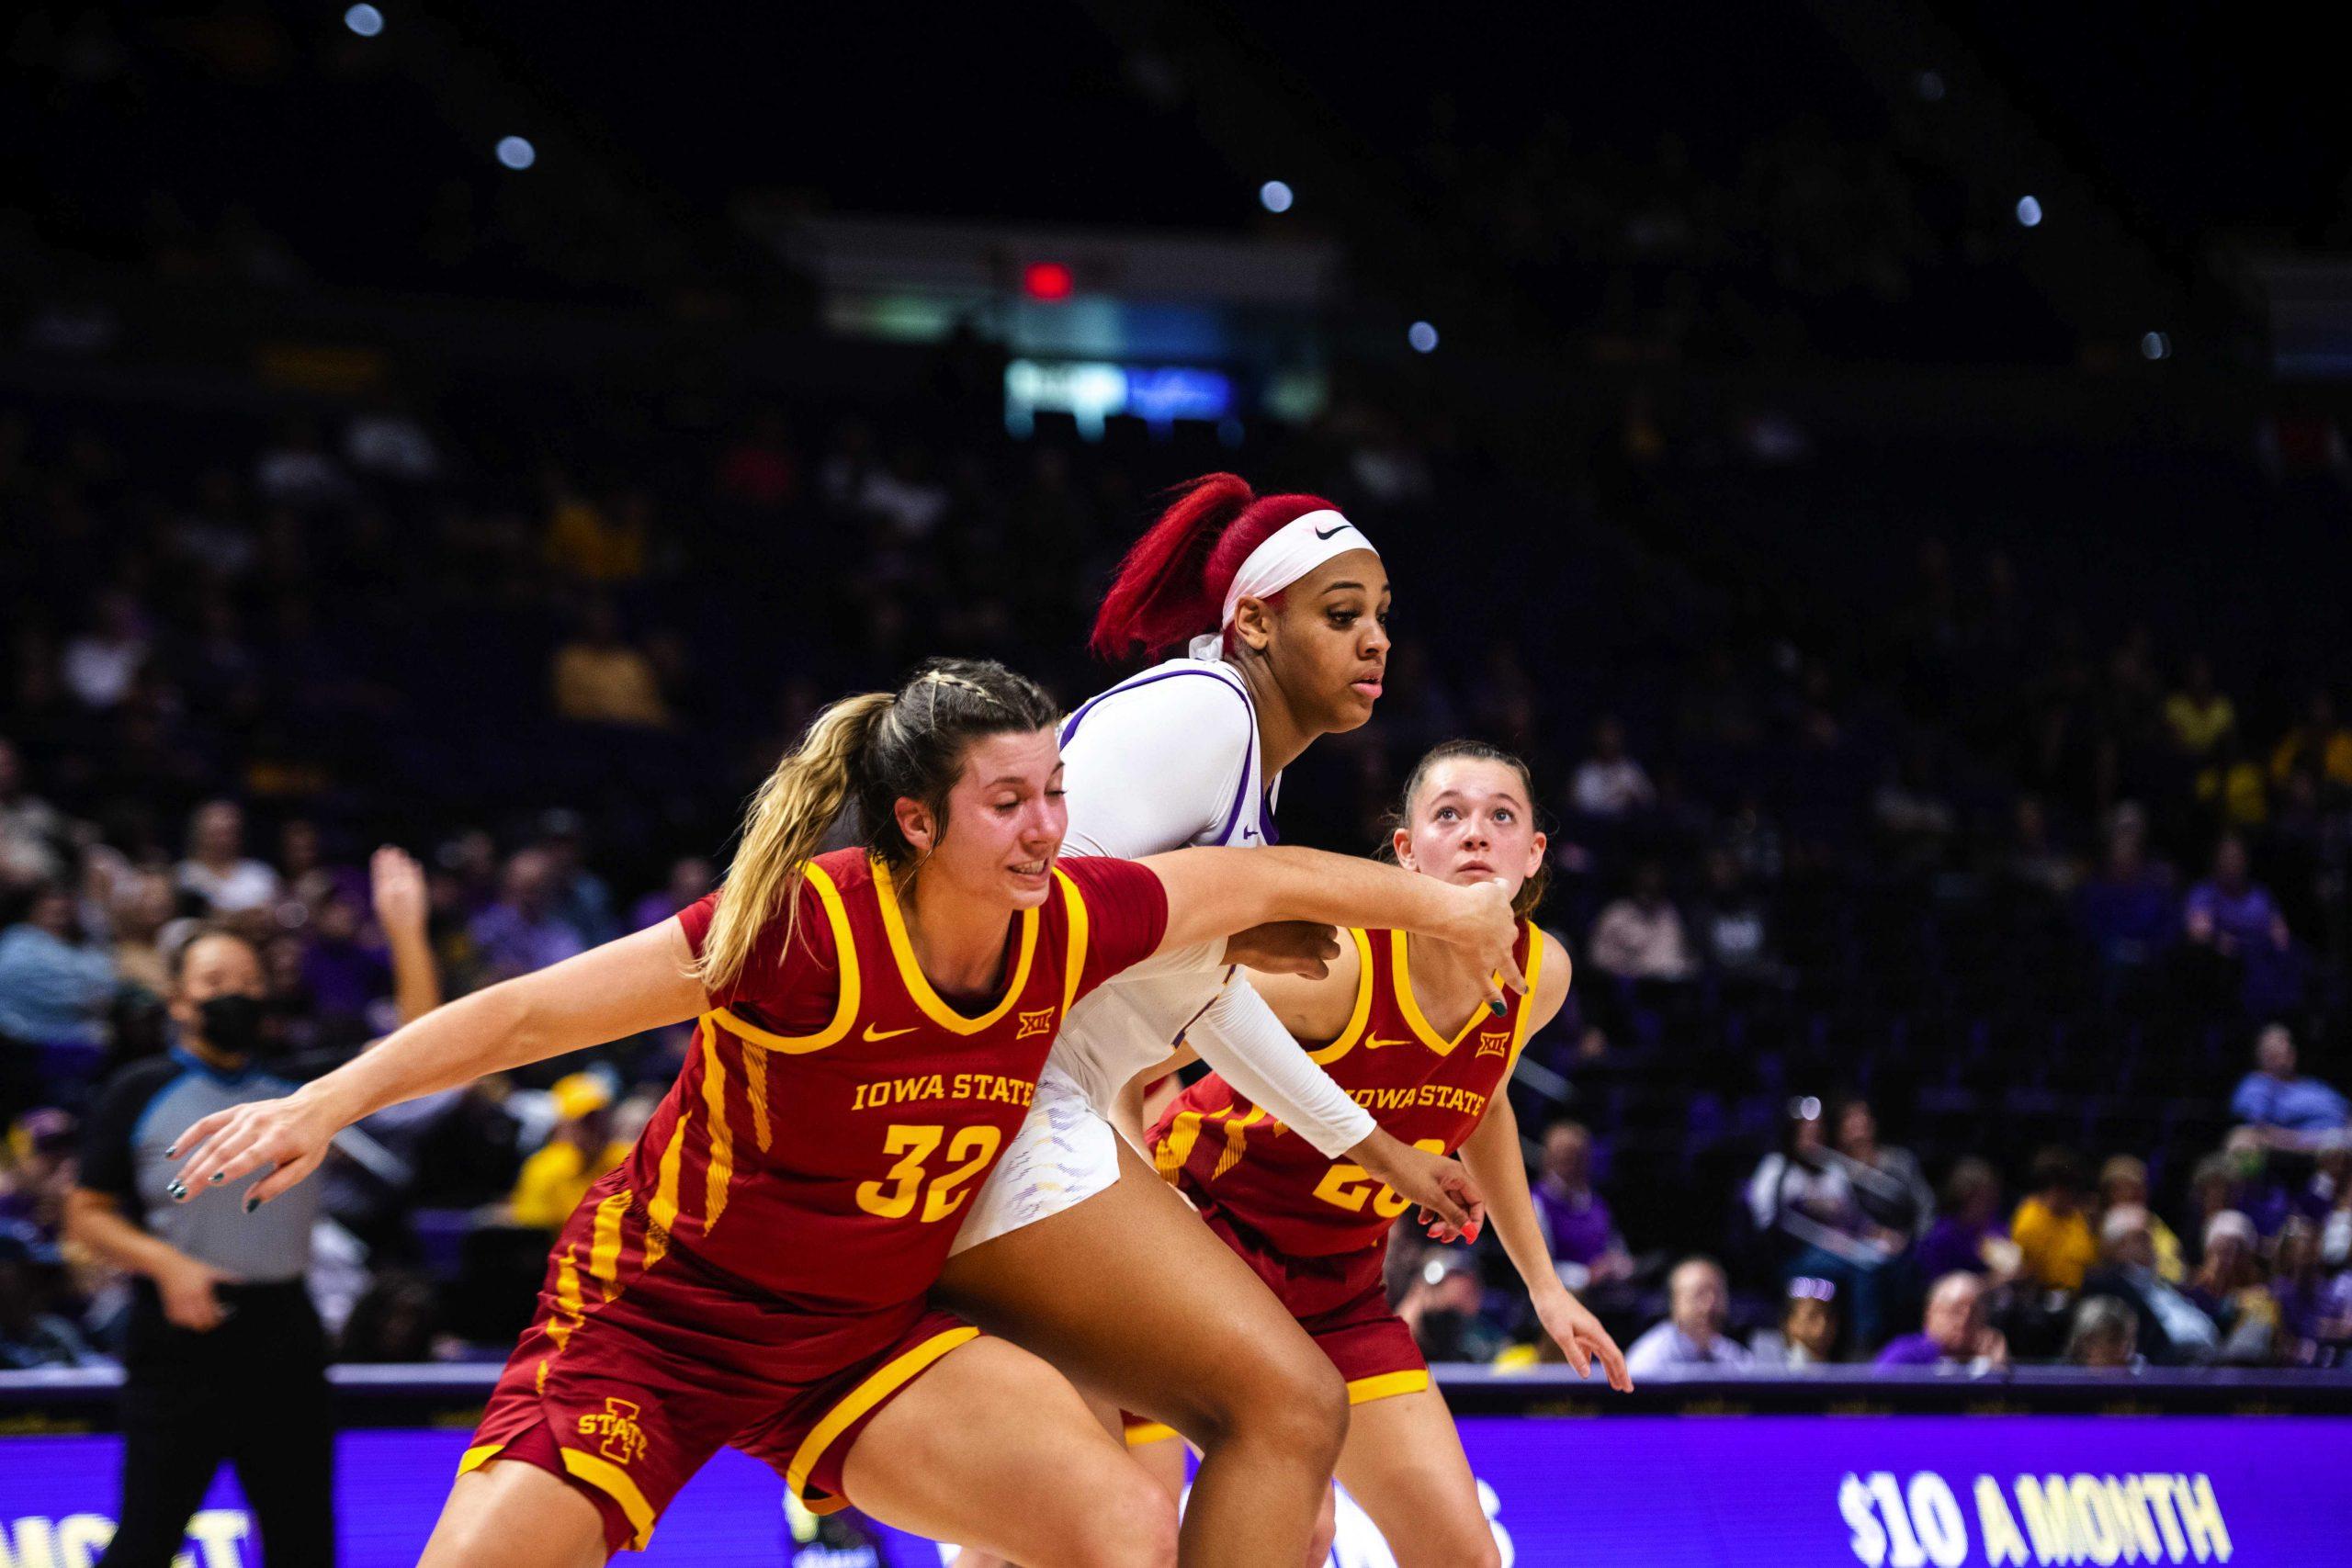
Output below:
[1529,927,1574,1032]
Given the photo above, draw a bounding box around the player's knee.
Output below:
[1226,1346,1347,1470]
[1063,1465,1178,1568]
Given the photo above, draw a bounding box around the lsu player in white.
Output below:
[938,474,1504,1568]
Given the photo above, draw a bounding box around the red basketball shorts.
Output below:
[459,1190,978,1552]
[1125,1191,1428,1448]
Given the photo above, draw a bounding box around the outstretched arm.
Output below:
[169,921,707,1206]
[1455,934,1630,1389]
[1461,1095,1628,1390]
[1144,846,1527,1007]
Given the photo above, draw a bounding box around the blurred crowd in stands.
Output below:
[1,368,2347,1381]
[2,0,2347,1384]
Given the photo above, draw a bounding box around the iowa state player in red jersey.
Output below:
[1136,741,1633,1568]
[162,661,1525,1568]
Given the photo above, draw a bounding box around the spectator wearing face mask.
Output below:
[1624,1256,1755,1375]
[65,924,335,1568]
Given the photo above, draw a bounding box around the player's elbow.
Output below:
[479,977,558,1068]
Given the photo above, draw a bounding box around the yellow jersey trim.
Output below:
[587,1190,631,1301]
[1056,867,1090,1017]
[548,1247,584,1351]
[707,863,861,1054]
[1508,931,1547,1070]
[1210,1105,1265,1179]
[1155,1109,1205,1180]
[698,1020,738,1232]
[871,859,1040,1035]
[786,1325,981,1508]
[1307,927,1379,1066]
[457,1441,506,1476]
[643,1116,688,1269]
[560,1445,660,1551]
[1390,929,1494,1055]
[1347,1369,1432,1404]
[1125,1420,1182,1448]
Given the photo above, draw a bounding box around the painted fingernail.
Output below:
[1489,999,1507,1017]
[165,1179,187,1201]
[164,1145,178,1158]
[208,1171,225,1184]
[244,1196,261,1214]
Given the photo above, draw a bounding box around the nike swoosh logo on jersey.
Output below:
[863,1023,918,1042]
[1365,1034,1416,1050]
[1313,524,1347,540]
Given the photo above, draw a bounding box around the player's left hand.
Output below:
[167,1092,338,1211]
[1538,1287,1633,1392]
[1224,919,1342,978]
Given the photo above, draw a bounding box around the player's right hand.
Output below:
[157,1254,241,1333]
[1439,878,1528,1011]
[1357,1131,1486,1235]
[167,1094,338,1212]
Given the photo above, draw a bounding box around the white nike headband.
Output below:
[1216,509,1378,631]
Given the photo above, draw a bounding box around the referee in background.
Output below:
[65,848,435,1567]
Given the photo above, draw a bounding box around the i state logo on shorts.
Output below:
[1017,1007,1057,1039]
[1474,1030,1511,1060]
[579,1397,649,1465]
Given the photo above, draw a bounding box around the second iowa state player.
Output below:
[162,660,1527,1568]
[1135,740,1633,1568]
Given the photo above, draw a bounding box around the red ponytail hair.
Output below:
[1089,473,1341,660]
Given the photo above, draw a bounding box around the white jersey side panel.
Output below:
[956,659,1266,1252]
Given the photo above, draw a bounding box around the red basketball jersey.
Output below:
[595,848,1171,1312]
[1149,921,1543,1258]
